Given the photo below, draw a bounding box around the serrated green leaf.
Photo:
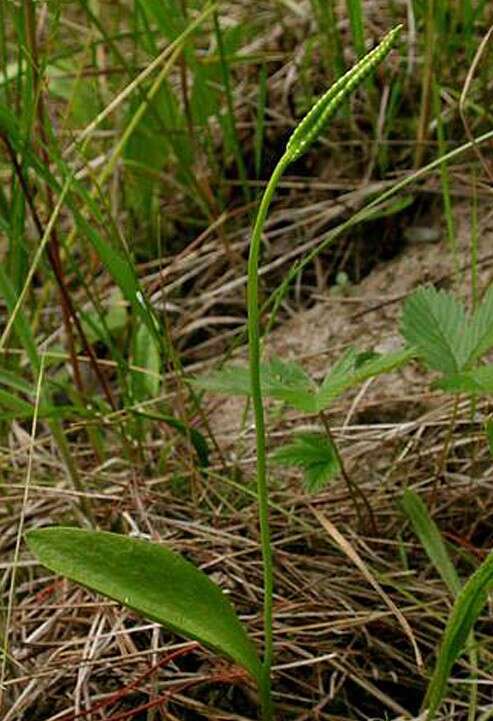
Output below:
[401,287,471,373]
[26,528,260,682]
[401,489,461,596]
[315,348,413,412]
[194,364,251,396]
[272,432,340,492]
[423,550,493,720]
[196,349,412,416]
[194,357,317,412]
[436,365,493,395]
[465,285,493,366]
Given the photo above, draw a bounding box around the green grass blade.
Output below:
[213,11,250,205]
[401,489,461,596]
[0,264,39,372]
[254,63,268,179]
[423,550,493,719]
[346,0,366,58]
[310,0,344,78]
[132,409,209,468]
[26,528,261,682]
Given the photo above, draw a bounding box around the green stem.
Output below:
[247,154,289,720]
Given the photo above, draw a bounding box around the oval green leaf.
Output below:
[26,527,261,682]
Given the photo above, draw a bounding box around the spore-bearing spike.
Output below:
[285,25,402,163]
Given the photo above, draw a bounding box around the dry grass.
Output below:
[2,1,493,719]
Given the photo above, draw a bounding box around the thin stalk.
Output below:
[470,169,479,310]
[247,155,288,720]
[415,0,435,167]
[433,79,459,279]
[433,395,460,505]
[246,30,402,717]
[318,411,377,535]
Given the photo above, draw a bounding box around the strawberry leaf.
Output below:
[272,432,340,492]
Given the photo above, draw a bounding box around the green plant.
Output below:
[400,282,493,503]
[196,347,412,527]
[401,489,493,721]
[401,284,493,448]
[401,284,493,378]
[26,26,402,720]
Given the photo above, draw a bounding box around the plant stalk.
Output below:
[247,155,288,720]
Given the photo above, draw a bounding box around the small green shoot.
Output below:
[402,488,461,596]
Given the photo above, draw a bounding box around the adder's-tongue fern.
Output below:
[247,24,403,721]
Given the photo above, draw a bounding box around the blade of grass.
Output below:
[346,0,365,58]
[0,355,45,710]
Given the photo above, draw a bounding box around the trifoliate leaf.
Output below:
[272,432,340,493]
[196,349,412,415]
[194,357,317,412]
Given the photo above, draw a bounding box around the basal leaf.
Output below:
[401,489,461,596]
[26,528,260,681]
[423,550,493,720]
[272,432,340,492]
[401,286,471,374]
[436,365,493,395]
